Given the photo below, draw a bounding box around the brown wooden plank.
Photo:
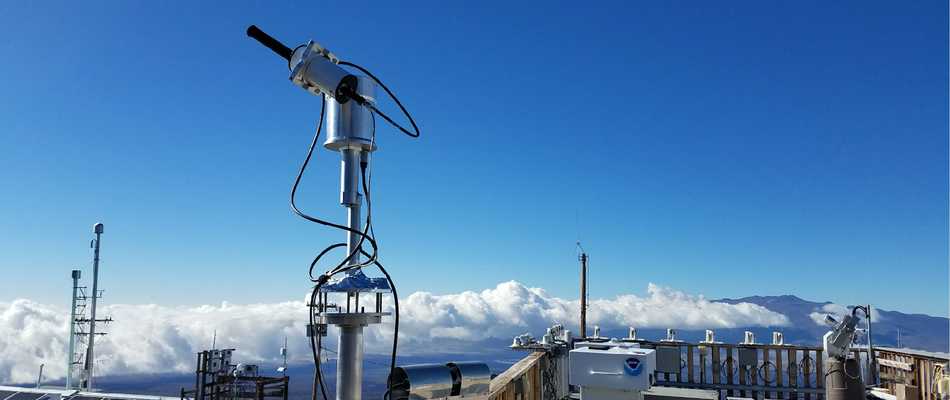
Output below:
[879,358,915,371]
[489,351,545,400]
[775,349,785,399]
[750,347,759,400]
[803,350,812,400]
[712,345,721,385]
[788,347,799,400]
[699,345,707,384]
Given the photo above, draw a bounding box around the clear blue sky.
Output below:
[1,1,947,316]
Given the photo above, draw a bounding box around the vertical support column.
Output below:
[84,223,103,390]
[579,253,588,339]
[340,148,362,268]
[337,324,365,400]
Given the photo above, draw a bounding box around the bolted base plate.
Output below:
[318,312,390,327]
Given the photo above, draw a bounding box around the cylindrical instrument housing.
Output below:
[290,42,358,102]
[388,364,454,400]
[325,76,377,152]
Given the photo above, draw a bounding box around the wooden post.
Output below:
[750,348,759,400]
[688,345,695,383]
[777,348,784,400]
[699,345,707,384]
[713,345,721,386]
[803,350,812,400]
[788,348,798,400]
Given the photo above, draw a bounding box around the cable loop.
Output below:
[339,60,421,138]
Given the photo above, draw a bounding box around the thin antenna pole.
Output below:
[211,330,217,349]
[83,223,103,391]
[35,364,44,388]
[578,243,588,339]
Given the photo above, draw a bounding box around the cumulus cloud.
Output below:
[0,281,788,384]
[808,303,882,326]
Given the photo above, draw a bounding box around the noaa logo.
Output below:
[623,357,642,376]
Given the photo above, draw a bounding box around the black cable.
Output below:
[292,64,410,400]
[290,97,379,280]
[293,97,372,400]
[360,250,399,400]
[758,361,777,384]
[338,61,420,138]
[309,286,326,400]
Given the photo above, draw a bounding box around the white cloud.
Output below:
[0,281,788,384]
[808,303,883,326]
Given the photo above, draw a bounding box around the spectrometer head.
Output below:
[246,25,358,103]
[94,223,104,234]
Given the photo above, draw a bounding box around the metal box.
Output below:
[569,346,656,391]
[655,346,681,374]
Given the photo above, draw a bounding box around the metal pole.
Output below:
[66,270,81,389]
[320,80,386,400]
[341,147,362,267]
[866,304,877,385]
[336,324,365,400]
[36,364,44,388]
[84,223,103,390]
[336,147,364,400]
[580,253,588,338]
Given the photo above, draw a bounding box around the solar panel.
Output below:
[0,391,18,400]
[66,396,103,400]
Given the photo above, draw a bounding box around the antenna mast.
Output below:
[578,242,588,339]
[81,222,111,391]
[66,269,81,389]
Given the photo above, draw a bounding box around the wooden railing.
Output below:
[489,351,545,400]
[492,343,948,400]
[643,341,847,400]
[875,347,948,400]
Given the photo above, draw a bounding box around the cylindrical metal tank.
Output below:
[388,364,454,400]
[824,358,865,400]
[447,362,491,397]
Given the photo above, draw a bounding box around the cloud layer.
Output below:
[808,303,882,326]
[0,281,788,384]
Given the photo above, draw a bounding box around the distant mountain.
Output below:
[589,294,948,353]
[718,294,949,352]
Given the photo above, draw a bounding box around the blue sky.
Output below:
[0,1,947,316]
